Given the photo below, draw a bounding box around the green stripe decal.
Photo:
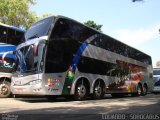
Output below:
[62,34,99,95]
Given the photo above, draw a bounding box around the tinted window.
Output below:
[50,18,97,42]
[77,56,131,77]
[77,56,145,77]
[0,26,7,43]
[25,17,54,40]
[38,44,46,72]
[77,56,116,75]
[153,69,160,75]
[7,28,24,45]
[90,35,126,54]
[154,80,160,86]
[24,46,34,72]
[45,18,97,73]
[16,45,35,73]
[45,40,80,73]
[0,25,24,45]
[16,43,46,74]
[90,34,152,65]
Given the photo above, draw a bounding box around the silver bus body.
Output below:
[11,16,154,99]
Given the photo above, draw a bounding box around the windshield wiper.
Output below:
[27,34,39,40]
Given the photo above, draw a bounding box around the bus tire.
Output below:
[13,94,16,98]
[74,80,88,101]
[137,84,143,96]
[132,84,143,97]
[92,80,105,99]
[142,84,147,96]
[0,80,11,98]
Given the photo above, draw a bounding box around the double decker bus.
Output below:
[0,23,25,98]
[11,16,153,100]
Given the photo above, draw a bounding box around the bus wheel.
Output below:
[137,84,143,96]
[74,81,88,101]
[92,81,105,99]
[142,85,147,96]
[0,81,11,98]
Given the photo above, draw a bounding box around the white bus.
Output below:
[0,23,25,98]
[11,16,153,100]
[153,68,160,93]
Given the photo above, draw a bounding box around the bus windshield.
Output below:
[25,16,54,41]
[153,69,160,75]
[16,43,46,73]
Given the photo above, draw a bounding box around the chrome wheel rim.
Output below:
[138,86,141,95]
[77,85,86,98]
[143,86,147,94]
[0,84,9,95]
[94,86,102,97]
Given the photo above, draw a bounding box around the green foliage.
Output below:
[84,20,103,32]
[0,0,38,29]
[156,61,160,67]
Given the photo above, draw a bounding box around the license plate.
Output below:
[16,88,24,92]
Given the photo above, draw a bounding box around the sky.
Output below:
[30,0,160,66]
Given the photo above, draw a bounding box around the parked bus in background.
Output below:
[0,23,25,98]
[152,68,160,94]
[11,16,153,100]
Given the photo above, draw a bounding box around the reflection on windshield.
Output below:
[25,16,54,41]
[16,43,46,73]
[16,45,34,73]
[155,80,160,86]
[153,69,160,75]
[0,58,15,73]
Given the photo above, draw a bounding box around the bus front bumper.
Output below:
[11,83,45,95]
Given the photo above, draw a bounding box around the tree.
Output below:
[0,0,38,29]
[156,61,160,67]
[84,20,103,32]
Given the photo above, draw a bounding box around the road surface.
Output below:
[0,94,160,120]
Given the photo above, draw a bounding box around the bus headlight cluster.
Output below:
[29,80,41,85]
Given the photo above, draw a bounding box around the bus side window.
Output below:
[90,36,103,47]
[0,26,7,43]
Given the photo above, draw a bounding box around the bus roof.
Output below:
[0,22,25,33]
[29,15,151,59]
